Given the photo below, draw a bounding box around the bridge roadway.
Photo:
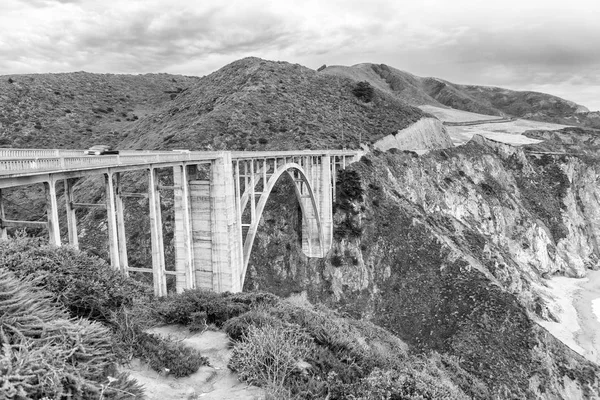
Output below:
[0,148,363,295]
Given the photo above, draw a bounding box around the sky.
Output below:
[1,0,599,110]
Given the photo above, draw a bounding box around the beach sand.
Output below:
[538,270,600,364]
[573,269,600,364]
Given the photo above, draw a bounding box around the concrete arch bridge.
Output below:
[0,149,362,295]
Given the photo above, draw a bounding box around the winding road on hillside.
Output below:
[443,117,517,126]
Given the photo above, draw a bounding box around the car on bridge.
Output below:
[84,145,119,155]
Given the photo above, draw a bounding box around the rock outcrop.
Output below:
[373,117,453,152]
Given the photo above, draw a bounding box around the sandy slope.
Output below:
[537,270,600,365]
[419,105,504,122]
[121,326,264,400]
[419,105,571,146]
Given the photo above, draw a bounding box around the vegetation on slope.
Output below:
[0,235,210,397]
[0,72,198,149]
[120,57,424,151]
[0,235,477,399]
[0,58,424,153]
[137,286,475,399]
[0,266,143,398]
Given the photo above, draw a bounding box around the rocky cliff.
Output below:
[245,131,600,398]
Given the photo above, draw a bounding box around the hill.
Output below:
[0,72,199,149]
[119,57,425,151]
[321,63,599,127]
[0,58,427,153]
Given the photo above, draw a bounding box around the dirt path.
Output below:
[120,325,264,400]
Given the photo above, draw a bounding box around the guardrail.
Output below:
[443,117,517,127]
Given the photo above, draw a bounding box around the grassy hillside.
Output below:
[119,57,424,151]
[0,58,424,153]
[0,72,199,149]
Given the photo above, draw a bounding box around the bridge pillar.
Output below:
[148,167,167,297]
[300,155,333,257]
[0,189,6,240]
[114,173,128,275]
[64,179,78,248]
[301,157,321,257]
[189,153,243,293]
[44,179,61,247]
[104,173,121,271]
[173,164,195,293]
[319,154,333,252]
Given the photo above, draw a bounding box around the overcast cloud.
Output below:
[1,0,599,110]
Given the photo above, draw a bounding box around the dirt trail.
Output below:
[121,325,264,400]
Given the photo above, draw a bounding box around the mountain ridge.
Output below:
[321,63,599,129]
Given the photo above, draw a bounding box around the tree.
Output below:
[352,81,374,103]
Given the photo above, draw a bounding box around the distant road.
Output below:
[443,117,517,127]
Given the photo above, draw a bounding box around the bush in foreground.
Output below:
[0,235,209,382]
[0,268,144,399]
[0,234,149,322]
[229,324,314,395]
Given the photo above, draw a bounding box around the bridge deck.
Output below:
[0,148,359,185]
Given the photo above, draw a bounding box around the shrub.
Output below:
[138,331,208,377]
[352,81,375,103]
[229,324,315,391]
[0,235,150,323]
[346,367,468,400]
[153,289,278,330]
[224,307,283,341]
[109,307,208,377]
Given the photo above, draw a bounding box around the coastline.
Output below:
[573,269,600,364]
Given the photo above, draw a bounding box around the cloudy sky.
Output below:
[2,0,599,110]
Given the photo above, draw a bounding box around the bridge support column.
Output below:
[115,173,128,275]
[148,168,167,296]
[105,173,120,271]
[64,179,78,248]
[210,153,243,292]
[0,189,6,240]
[319,155,333,252]
[301,158,321,257]
[189,153,243,292]
[173,164,195,293]
[44,179,61,247]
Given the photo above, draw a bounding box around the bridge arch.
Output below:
[240,162,324,286]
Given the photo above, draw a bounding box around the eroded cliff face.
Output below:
[373,117,453,152]
[245,133,600,399]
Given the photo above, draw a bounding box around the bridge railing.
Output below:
[0,149,84,158]
[0,148,192,159]
[0,154,191,173]
[0,158,63,172]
